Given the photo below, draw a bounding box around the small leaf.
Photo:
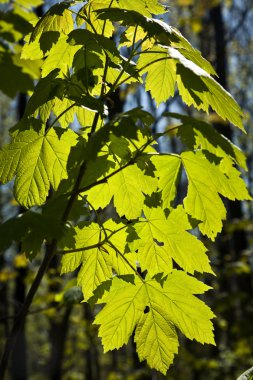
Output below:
[151,154,181,210]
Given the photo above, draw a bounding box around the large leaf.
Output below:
[0,120,77,207]
[95,272,214,374]
[68,29,121,64]
[138,45,244,130]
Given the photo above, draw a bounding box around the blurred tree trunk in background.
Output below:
[10,94,27,380]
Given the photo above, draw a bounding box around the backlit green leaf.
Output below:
[30,2,73,42]
[0,121,77,207]
[137,46,176,105]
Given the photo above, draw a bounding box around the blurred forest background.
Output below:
[0,0,253,379]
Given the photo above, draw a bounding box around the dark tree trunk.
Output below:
[83,303,100,380]
[46,253,72,380]
[10,93,27,380]
[209,3,249,281]
[48,305,72,380]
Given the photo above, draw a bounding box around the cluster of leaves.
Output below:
[0,0,251,374]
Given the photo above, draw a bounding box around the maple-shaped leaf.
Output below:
[137,46,176,105]
[41,35,79,78]
[108,164,157,219]
[60,221,132,299]
[68,29,121,64]
[94,276,146,350]
[135,273,214,373]
[159,271,215,345]
[181,151,251,240]
[134,206,212,275]
[167,112,247,169]
[30,2,73,42]
[0,119,77,208]
[60,222,112,300]
[95,271,214,374]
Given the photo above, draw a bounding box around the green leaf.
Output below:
[181,151,251,240]
[41,35,79,77]
[60,222,112,300]
[0,211,64,255]
[182,151,225,239]
[25,69,64,116]
[174,55,244,131]
[117,0,166,17]
[84,0,115,38]
[60,221,132,299]
[135,206,212,275]
[95,276,146,350]
[21,34,44,60]
[96,9,190,48]
[52,98,75,128]
[30,2,73,42]
[157,272,215,345]
[85,183,112,210]
[0,10,33,42]
[175,47,217,77]
[68,29,121,64]
[137,46,176,105]
[108,164,158,219]
[0,51,34,97]
[95,272,214,374]
[103,220,137,275]
[77,245,112,300]
[0,121,77,207]
[151,154,181,210]
[166,112,247,169]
